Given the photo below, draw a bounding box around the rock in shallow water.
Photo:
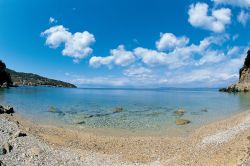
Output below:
[113,107,123,113]
[174,109,185,116]
[0,105,14,114]
[175,119,191,125]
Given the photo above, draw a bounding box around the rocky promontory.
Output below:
[220,49,250,92]
[0,60,76,88]
[0,61,13,88]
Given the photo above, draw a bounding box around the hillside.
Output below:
[5,68,76,88]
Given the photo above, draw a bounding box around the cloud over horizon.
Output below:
[41,25,95,63]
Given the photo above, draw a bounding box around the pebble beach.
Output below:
[2,108,250,165]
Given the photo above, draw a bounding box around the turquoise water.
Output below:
[0,87,250,135]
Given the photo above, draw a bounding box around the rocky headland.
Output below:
[220,49,250,92]
[0,60,76,88]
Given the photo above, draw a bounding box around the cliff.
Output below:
[0,60,76,88]
[0,61,13,88]
[220,49,250,92]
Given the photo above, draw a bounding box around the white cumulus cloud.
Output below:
[156,33,189,51]
[41,25,95,63]
[89,45,135,68]
[188,3,231,33]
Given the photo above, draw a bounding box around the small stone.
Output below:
[0,160,6,166]
[247,136,250,140]
[175,119,191,125]
[174,109,185,116]
[13,131,27,138]
[76,121,86,125]
[3,143,12,153]
[0,148,6,155]
[201,108,208,112]
[113,107,123,113]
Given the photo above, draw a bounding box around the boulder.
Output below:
[113,107,123,113]
[175,119,191,125]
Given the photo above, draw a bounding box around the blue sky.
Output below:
[0,0,249,88]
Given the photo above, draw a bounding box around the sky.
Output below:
[0,0,249,88]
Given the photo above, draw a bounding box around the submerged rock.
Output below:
[113,107,124,113]
[175,119,191,125]
[75,121,86,125]
[174,108,185,116]
[201,108,208,112]
[48,106,65,116]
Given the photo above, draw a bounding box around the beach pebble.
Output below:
[0,148,7,155]
[3,143,12,153]
[13,131,27,138]
[175,119,191,125]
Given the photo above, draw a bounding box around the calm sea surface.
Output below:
[1,87,250,136]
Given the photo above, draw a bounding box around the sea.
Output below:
[1,87,250,136]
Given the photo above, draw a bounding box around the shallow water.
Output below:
[0,87,250,136]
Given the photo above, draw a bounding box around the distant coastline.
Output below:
[7,68,76,88]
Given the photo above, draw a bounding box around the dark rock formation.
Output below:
[0,61,12,88]
[220,49,250,92]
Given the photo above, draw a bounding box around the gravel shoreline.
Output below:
[2,110,250,165]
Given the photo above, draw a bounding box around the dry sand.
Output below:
[2,110,250,165]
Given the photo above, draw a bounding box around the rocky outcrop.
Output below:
[0,61,13,88]
[220,49,250,92]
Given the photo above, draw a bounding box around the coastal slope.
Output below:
[6,69,76,88]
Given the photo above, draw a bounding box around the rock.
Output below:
[0,61,13,88]
[220,49,250,92]
[201,108,208,112]
[3,143,12,153]
[48,106,57,113]
[175,119,191,125]
[75,121,86,125]
[48,106,65,116]
[3,106,14,114]
[0,148,6,155]
[13,131,27,138]
[0,160,5,166]
[113,107,123,113]
[1,82,8,88]
[174,108,185,116]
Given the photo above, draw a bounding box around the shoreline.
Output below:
[1,110,250,165]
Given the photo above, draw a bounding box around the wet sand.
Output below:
[3,110,250,165]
